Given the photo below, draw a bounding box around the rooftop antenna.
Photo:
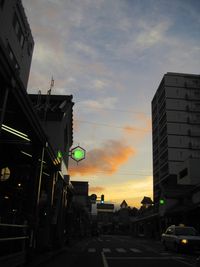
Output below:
[44,76,54,121]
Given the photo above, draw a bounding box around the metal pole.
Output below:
[0,88,9,136]
[32,144,46,250]
[37,145,45,207]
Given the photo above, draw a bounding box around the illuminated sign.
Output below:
[70,146,86,162]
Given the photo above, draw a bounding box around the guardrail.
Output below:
[0,223,29,267]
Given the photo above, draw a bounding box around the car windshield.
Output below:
[175,227,196,236]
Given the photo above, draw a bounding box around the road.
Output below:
[38,235,199,267]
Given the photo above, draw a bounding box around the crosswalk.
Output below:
[88,248,186,261]
[88,247,142,253]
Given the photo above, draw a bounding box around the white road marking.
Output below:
[116,248,126,253]
[130,248,141,253]
[103,248,111,253]
[106,256,190,260]
[173,258,193,267]
[88,248,96,253]
[101,252,109,267]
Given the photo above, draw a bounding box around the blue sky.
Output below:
[23,0,200,208]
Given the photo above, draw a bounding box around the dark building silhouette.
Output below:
[0,0,34,88]
[151,72,200,235]
[0,1,75,265]
[29,94,74,168]
[152,72,200,210]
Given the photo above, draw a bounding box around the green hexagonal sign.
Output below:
[70,146,86,162]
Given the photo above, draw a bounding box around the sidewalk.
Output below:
[26,237,90,267]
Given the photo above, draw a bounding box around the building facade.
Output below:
[0,1,75,265]
[152,72,200,210]
[0,0,34,88]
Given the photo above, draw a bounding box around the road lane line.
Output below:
[130,248,141,253]
[173,258,193,267]
[88,248,96,253]
[106,256,190,260]
[116,248,126,253]
[103,248,111,253]
[101,252,109,267]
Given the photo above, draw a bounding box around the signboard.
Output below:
[70,146,86,162]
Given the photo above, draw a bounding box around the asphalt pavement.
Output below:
[27,235,200,267]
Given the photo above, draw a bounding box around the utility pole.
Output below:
[44,76,54,121]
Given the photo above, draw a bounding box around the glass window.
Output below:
[12,12,25,48]
[175,227,196,236]
[7,44,20,71]
[0,0,5,8]
[166,228,173,234]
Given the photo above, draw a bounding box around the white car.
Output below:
[161,225,200,252]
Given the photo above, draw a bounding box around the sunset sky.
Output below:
[23,0,200,208]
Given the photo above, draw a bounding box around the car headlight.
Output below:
[181,239,188,244]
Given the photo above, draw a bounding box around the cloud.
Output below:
[123,125,150,134]
[115,18,172,60]
[89,186,105,193]
[92,79,107,90]
[107,176,153,208]
[69,140,136,176]
[123,113,151,142]
[73,42,97,58]
[136,20,172,48]
[77,97,118,111]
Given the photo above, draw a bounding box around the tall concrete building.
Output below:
[152,72,200,209]
[0,0,34,88]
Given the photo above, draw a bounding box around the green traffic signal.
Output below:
[159,199,165,205]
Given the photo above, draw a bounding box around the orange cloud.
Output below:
[68,140,136,176]
[123,113,151,141]
[89,186,105,193]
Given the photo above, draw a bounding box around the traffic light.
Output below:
[159,199,165,205]
[101,194,104,204]
[90,194,97,204]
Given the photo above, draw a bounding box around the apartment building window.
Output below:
[0,0,5,8]
[12,13,25,48]
[179,168,188,179]
[7,44,20,71]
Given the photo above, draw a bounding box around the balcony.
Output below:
[188,129,200,137]
[187,116,200,124]
[185,91,200,100]
[188,142,200,149]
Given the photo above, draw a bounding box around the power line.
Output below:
[94,171,152,176]
[74,119,151,132]
[68,168,152,177]
[75,105,150,115]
